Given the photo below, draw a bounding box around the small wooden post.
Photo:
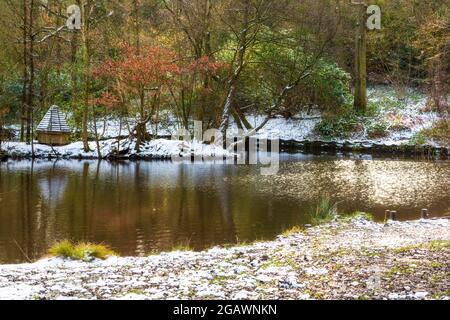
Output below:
[421,209,429,219]
[385,210,390,221]
[390,210,397,221]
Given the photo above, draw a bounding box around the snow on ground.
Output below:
[1,138,233,160]
[2,86,446,154]
[229,111,322,141]
[92,118,177,139]
[229,86,444,145]
[0,217,449,300]
[364,87,442,142]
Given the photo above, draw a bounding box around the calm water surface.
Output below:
[0,154,449,263]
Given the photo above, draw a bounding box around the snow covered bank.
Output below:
[230,86,447,147]
[1,218,449,300]
[85,87,444,145]
[0,138,233,160]
[225,86,448,157]
[2,87,447,159]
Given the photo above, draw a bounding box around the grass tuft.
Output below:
[170,244,193,252]
[428,240,450,251]
[48,240,116,261]
[282,225,304,237]
[310,198,338,225]
[393,240,450,254]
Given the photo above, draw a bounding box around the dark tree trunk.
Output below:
[354,3,367,113]
[218,0,250,133]
[21,0,28,142]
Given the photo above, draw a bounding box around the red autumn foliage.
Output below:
[91,45,180,108]
[117,45,180,90]
[89,91,120,110]
[91,45,226,112]
[187,56,226,76]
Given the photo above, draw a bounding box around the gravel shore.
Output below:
[0,217,449,300]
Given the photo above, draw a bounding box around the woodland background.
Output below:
[0,0,448,151]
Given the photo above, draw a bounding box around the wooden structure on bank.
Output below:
[36,105,71,145]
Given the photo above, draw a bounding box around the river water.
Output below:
[0,154,449,263]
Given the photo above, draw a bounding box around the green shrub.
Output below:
[390,120,410,132]
[304,60,352,111]
[237,29,352,115]
[367,121,390,139]
[367,97,401,115]
[409,120,450,146]
[419,120,449,145]
[48,240,116,261]
[409,132,427,145]
[315,111,363,139]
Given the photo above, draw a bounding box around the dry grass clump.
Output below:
[48,240,116,261]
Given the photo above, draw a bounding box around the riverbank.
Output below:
[1,138,448,161]
[2,88,448,160]
[279,139,449,159]
[2,87,447,161]
[0,138,232,160]
[0,217,449,300]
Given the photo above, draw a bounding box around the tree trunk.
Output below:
[92,109,102,158]
[80,0,91,151]
[20,0,28,142]
[431,59,449,113]
[218,0,250,133]
[0,121,3,152]
[219,84,237,133]
[134,93,147,152]
[234,105,253,130]
[70,29,79,127]
[199,0,213,122]
[26,0,35,151]
[354,3,367,113]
